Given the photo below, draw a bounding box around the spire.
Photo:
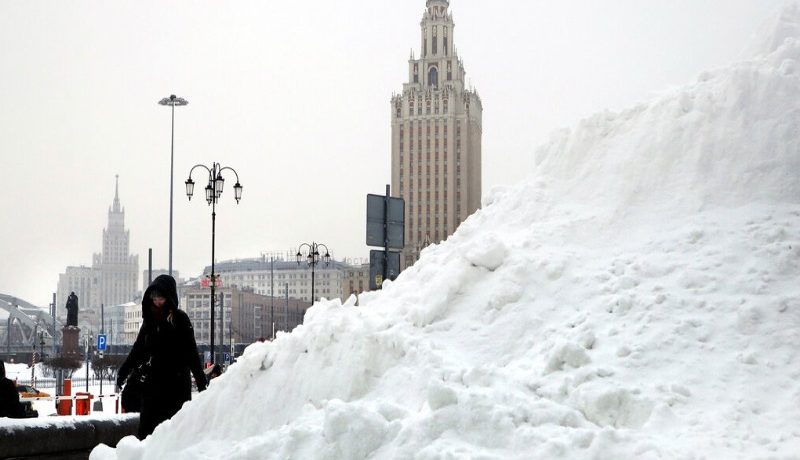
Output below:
[113,174,121,213]
[426,0,448,7]
[426,0,449,17]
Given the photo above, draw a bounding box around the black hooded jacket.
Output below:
[0,360,25,418]
[118,275,206,430]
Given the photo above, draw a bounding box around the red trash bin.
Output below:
[75,392,93,416]
[56,398,72,416]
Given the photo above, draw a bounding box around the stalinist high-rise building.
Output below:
[391,0,482,269]
[57,176,138,329]
[92,175,138,308]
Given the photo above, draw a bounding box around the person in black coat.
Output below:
[117,275,207,439]
[0,360,25,419]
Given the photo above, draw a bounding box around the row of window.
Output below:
[226,272,337,281]
[399,122,461,137]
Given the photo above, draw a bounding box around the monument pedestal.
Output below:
[61,326,81,359]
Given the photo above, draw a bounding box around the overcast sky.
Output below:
[0,0,786,308]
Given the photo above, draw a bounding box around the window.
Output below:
[428,67,438,87]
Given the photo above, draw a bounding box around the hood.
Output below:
[142,274,179,322]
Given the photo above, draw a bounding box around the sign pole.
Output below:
[51,293,56,357]
[366,189,404,290]
[85,334,89,393]
[383,185,390,287]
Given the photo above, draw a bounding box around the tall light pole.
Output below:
[185,162,242,364]
[85,330,93,392]
[159,94,188,276]
[296,242,331,306]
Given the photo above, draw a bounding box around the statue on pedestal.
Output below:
[65,292,78,327]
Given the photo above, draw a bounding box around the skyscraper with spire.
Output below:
[57,176,139,328]
[391,0,483,269]
[93,175,138,308]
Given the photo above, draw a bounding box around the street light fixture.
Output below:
[186,162,242,365]
[296,242,331,306]
[158,94,189,276]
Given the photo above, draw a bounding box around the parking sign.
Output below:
[97,334,107,351]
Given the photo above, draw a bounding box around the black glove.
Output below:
[196,374,207,392]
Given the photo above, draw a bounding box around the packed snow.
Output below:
[92,5,799,459]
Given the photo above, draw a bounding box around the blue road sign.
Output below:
[97,334,107,351]
[223,352,230,363]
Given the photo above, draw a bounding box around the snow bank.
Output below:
[92,4,800,459]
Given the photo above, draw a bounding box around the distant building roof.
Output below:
[202,258,354,274]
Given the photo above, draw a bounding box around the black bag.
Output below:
[121,358,151,413]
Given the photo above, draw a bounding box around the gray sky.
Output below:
[0,0,786,308]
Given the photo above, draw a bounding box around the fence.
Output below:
[16,375,121,417]
[15,375,116,392]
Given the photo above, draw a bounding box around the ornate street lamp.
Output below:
[296,242,331,306]
[158,94,189,276]
[186,162,242,364]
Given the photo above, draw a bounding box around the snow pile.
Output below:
[533,7,800,217]
[92,6,800,460]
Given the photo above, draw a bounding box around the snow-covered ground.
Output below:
[4,361,122,417]
[80,4,800,459]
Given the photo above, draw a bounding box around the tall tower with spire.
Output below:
[57,176,140,332]
[92,175,139,309]
[391,0,483,269]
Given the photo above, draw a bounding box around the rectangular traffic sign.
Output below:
[366,194,405,250]
[369,250,400,290]
[97,334,107,351]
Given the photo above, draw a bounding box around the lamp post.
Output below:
[158,94,189,276]
[185,162,242,364]
[85,331,93,392]
[296,242,331,306]
[39,332,45,360]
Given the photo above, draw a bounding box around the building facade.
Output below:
[56,266,98,327]
[104,301,133,348]
[181,285,308,346]
[142,270,181,293]
[391,0,482,268]
[123,301,143,344]
[204,255,367,304]
[93,176,139,308]
[56,176,139,331]
[342,263,371,301]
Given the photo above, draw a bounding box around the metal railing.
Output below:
[15,376,116,392]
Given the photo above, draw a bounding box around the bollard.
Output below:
[75,392,92,416]
[57,379,73,416]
